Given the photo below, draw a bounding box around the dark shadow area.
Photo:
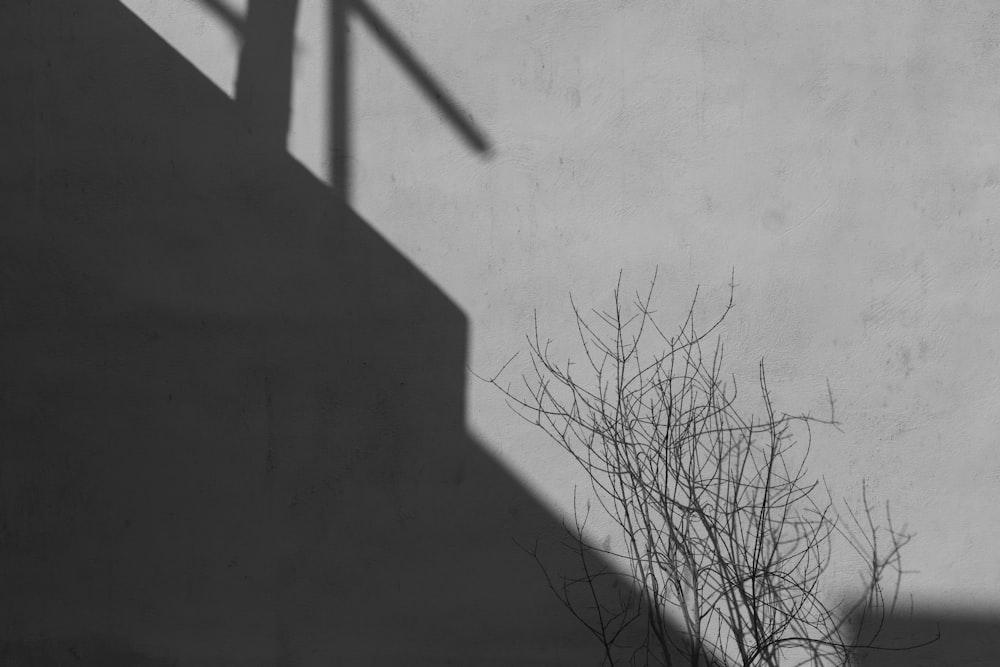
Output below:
[0,1,668,664]
[854,611,1000,666]
[235,0,300,149]
[329,0,350,196]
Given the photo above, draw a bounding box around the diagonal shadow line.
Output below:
[198,0,245,36]
[349,0,492,155]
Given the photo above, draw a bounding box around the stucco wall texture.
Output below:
[6,0,1000,663]
[341,0,999,609]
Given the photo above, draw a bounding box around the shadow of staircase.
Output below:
[0,1,680,664]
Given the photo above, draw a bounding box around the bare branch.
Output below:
[481,273,929,666]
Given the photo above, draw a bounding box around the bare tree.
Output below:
[481,272,930,666]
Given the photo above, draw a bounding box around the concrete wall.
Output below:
[285,0,1000,611]
[375,0,1000,611]
[5,0,1000,663]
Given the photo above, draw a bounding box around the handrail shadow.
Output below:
[0,1,666,664]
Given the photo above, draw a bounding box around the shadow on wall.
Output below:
[0,1,645,664]
[855,612,1000,667]
[3,2,993,666]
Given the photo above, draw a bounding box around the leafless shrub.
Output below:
[481,271,931,666]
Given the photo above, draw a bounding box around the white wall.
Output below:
[126,0,1000,626]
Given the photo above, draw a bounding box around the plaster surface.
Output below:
[263,0,999,611]
[7,0,1000,663]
